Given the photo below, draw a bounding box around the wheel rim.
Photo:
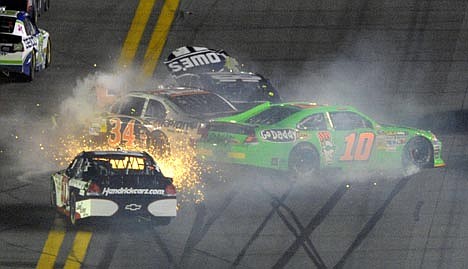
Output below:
[405,138,432,167]
[46,42,51,66]
[290,147,318,178]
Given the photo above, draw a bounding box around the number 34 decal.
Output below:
[108,118,136,147]
[340,132,375,161]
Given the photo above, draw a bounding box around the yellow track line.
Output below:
[118,0,158,67]
[35,218,66,269]
[63,231,93,269]
[141,0,180,78]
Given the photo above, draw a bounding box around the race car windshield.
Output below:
[0,33,21,43]
[169,93,236,116]
[246,106,301,125]
[0,17,17,34]
[111,97,145,117]
[207,80,280,103]
[85,156,160,176]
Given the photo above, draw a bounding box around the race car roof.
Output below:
[128,87,211,98]
[197,71,265,82]
[78,150,152,159]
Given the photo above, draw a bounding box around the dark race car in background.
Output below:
[0,0,49,23]
[174,71,281,111]
[89,87,238,154]
[51,150,177,225]
[165,46,282,111]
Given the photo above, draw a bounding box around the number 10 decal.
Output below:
[339,132,375,161]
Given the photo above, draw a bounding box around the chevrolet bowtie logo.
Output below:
[125,204,142,211]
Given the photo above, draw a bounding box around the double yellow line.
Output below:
[119,0,180,78]
[35,219,92,269]
[36,0,180,267]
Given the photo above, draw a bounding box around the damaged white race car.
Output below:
[50,150,177,225]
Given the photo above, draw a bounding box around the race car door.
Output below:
[327,111,377,170]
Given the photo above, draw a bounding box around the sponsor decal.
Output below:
[164,46,228,76]
[318,131,335,164]
[151,118,200,131]
[260,129,296,143]
[207,133,236,145]
[102,187,165,196]
[376,131,407,151]
[125,204,142,211]
[23,36,36,49]
[69,179,88,190]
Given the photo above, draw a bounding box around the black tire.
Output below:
[153,217,172,226]
[45,39,51,68]
[50,178,56,207]
[69,192,77,226]
[403,136,433,171]
[44,0,50,11]
[288,143,320,179]
[150,131,170,157]
[25,51,35,82]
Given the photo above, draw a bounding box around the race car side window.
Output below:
[144,100,166,119]
[329,112,373,130]
[66,157,84,178]
[23,18,32,35]
[23,17,37,35]
[297,113,327,131]
[246,106,301,125]
[117,97,145,117]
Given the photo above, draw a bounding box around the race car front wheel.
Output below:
[69,192,77,225]
[403,136,433,173]
[288,143,320,180]
[45,40,51,68]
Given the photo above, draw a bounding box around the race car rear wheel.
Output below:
[69,192,77,225]
[288,143,320,180]
[45,40,51,68]
[403,136,433,172]
[150,131,170,157]
[25,51,36,82]
[50,178,56,207]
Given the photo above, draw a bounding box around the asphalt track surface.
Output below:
[1,0,468,268]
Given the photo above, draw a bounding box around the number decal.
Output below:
[107,118,137,147]
[108,118,121,147]
[340,132,375,161]
[122,120,136,146]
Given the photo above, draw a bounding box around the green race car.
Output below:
[196,102,445,178]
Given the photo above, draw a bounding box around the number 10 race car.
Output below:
[197,102,445,178]
[50,150,177,225]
